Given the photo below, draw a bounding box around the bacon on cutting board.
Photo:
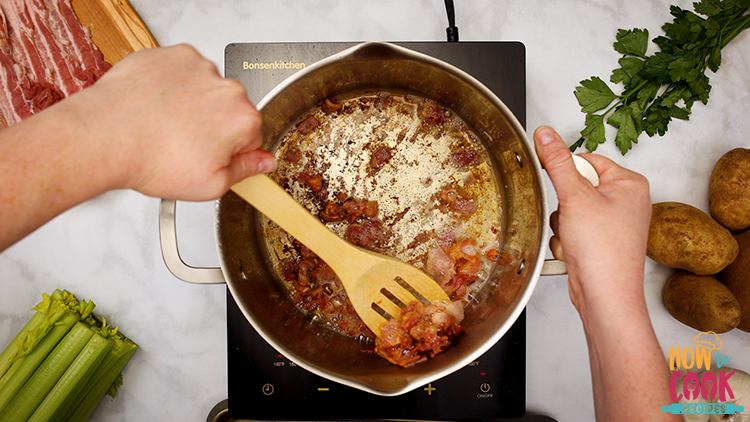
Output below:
[0,0,111,126]
[0,5,45,124]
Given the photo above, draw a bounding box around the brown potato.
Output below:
[721,229,750,332]
[709,148,750,232]
[648,202,739,275]
[663,271,741,333]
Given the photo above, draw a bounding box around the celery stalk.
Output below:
[0,290,73,378]
[29,332,113,422]
[62,337,137,422]
[0,313,80,413]
[0,322,94,422]
[0,312,45,378]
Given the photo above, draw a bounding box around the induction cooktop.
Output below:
[223,41,527,421]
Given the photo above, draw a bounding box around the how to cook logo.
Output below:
[661,332,745,415]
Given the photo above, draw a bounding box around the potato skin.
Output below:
[721,229,750,332]
[663,271,741,333]
[648,202,739,275]
[709,148,750,232]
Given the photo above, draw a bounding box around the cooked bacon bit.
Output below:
[343,199,365,222]
[322,98,343,113]
[451,149,480,167]
[485,249,500,262]
[311,263,336,283]
[296,242,317,260]
[286,240,374,340]
[452,199,476,215]
[320,202,345,222]
[374,301,464,367]
[497,251,513,266]
[297,116,319,134]
[364,201,378,218]
[420,101,445,125]
[297,173,323,192]
[440,186,458,204]
[285,149,301,163]
[282,260,297,281]
[444,273,470,300]
[457,256,481,277]
[369,146,392,168]
[438,229,456,249]
[424,247,456,286]
[346,219,384,249]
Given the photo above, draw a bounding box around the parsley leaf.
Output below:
[574,77,618,114]
[572,0,750,154]
[607,106,640,154]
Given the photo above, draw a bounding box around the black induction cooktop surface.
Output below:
[224,41,527,421]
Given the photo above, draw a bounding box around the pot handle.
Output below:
[539,155,600,276]
[158,199,226,284]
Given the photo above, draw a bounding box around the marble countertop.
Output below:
[2,0,749,421]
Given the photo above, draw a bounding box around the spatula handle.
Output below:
[230,175,351,267]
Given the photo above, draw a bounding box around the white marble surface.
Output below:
[1,1,750,421]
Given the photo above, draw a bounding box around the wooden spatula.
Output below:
[231,174,451,337]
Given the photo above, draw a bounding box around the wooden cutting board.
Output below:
[70,0,158,65]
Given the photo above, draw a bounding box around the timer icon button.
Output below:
[480,383,491,393]
[262,383,274,395]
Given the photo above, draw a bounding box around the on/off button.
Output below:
[477,383,493,398]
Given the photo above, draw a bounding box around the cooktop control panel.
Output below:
[227,291,526,420]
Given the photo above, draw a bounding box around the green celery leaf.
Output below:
[642,106,671,136]
[659,85,687,108]
[668,105,691,120]
[611,57,645,84]
[641,52,675,84]
[569,137,586,152]
[689,73,712,104]
[581,113,608,151]
[574,77,618,113]
[694,0,725,16]
[668,53,697,82]
[607,105,640,154]
[708,45,722,72]
[613,28,649,57]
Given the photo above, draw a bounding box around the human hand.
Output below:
[70,44,276,201]
[533,126,651,314]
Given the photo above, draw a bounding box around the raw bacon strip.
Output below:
[24,0,81,96]
[43,0,111,83]
[0,6,39,124]
[1,1,63,99]
[0,0,110,126]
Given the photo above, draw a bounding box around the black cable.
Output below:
[444,0,459,42]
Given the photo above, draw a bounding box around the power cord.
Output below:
[444,0,459,42]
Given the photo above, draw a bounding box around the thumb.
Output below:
[533,126,586,199]
[228,150,277,185]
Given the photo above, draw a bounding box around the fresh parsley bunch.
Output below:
[572,0,750,154]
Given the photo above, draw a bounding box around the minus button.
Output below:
[317,387,330,391]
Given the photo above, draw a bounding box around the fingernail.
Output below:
[537,126,556,146]
[256,157,277,174]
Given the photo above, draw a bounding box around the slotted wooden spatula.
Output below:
[231,174,450,337]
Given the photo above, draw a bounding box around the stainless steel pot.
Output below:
[159,42,564,396]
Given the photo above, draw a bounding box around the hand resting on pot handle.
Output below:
[533,126,679,422]
[0,44,277,253]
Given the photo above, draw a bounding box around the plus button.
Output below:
[423,383,437,395]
